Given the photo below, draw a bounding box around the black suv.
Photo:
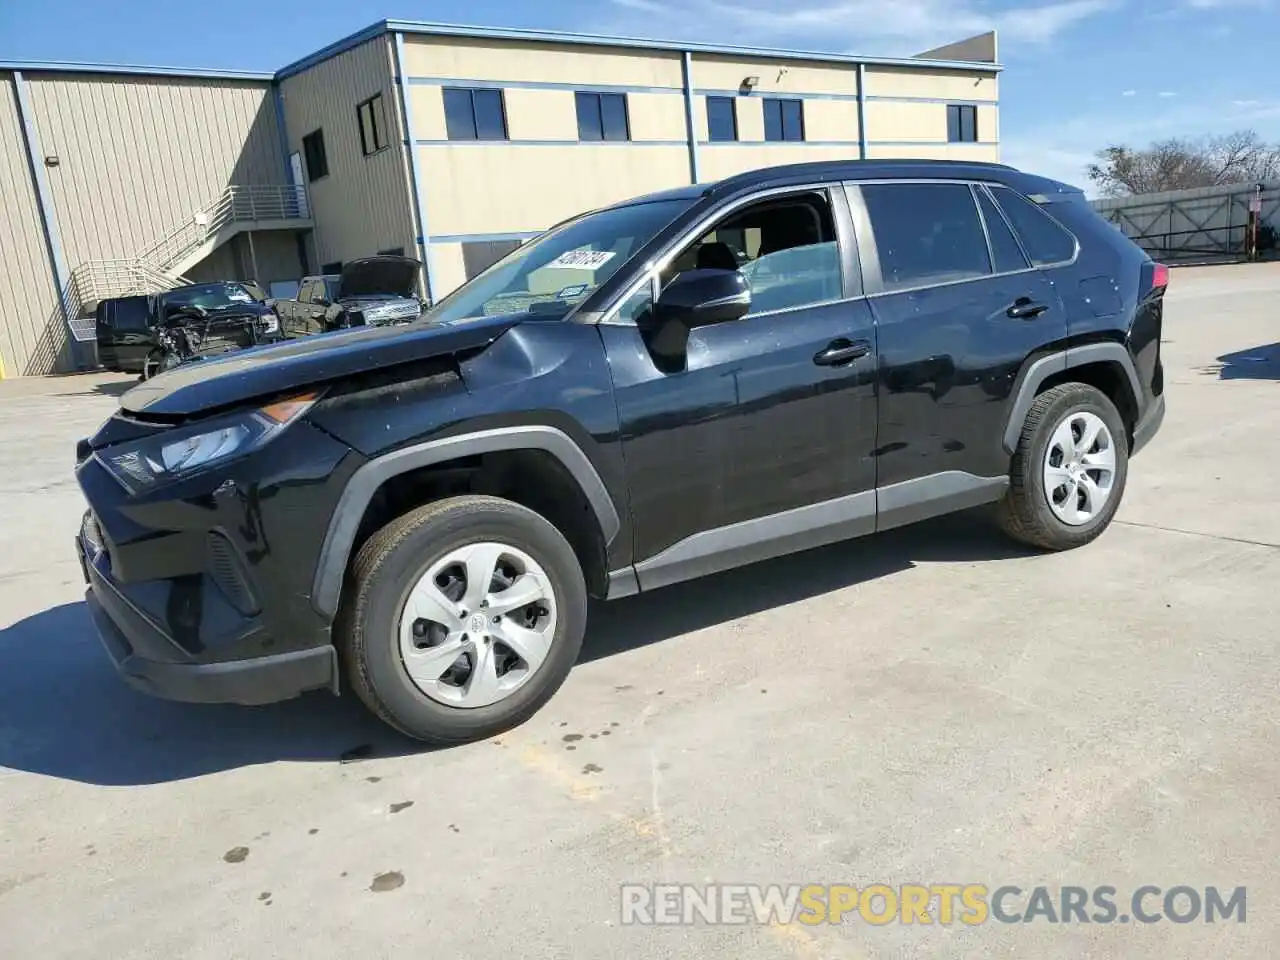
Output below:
[95,281,281,378]
[75,161,1166,744]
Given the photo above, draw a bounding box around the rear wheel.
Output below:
[997,382,1129,550]
[338,495,587,744]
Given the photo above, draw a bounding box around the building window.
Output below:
[763,98,804,142]
[302,129,329,181]
[706,96,738,142]
[357,93,389,156]
[462,239,523,280]
[443,87,509,141]
[575,91,630,142]
[947,104,978,143]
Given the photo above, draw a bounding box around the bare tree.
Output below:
[1087,130,1280,197]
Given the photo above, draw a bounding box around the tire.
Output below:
[141,350,164,381]
[997,382,1129,551]
[337,495,588,744]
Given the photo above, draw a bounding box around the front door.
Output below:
[601,186,879,589]
[848,179,1068,528]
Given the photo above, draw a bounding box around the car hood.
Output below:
[338,256,421,299]
[119,313,520,418]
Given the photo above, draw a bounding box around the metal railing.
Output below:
[136,183,310,275]
[66,182,310,322]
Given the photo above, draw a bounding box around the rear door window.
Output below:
[975,186,1030,274]
[113,296,151,332]
[990,185,1077,266]
[859,182,991,291]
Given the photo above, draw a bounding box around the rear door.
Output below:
[95,296,152,372]
[847,179,1067,528]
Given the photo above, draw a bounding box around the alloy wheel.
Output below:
[1042,410,1117,526]
[397,542,558,708]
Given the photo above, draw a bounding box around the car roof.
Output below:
[613,159,1082,211]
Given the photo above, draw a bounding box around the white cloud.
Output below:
[1158,91,1178,97]
[1122,89,1137,96]
[1183,0,1268,8]
[601,0,1114,51]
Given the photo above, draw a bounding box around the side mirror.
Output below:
[643,269,751,362]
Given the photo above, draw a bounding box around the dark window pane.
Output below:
[575,92,602,141]
[991,187,1077,265]
[473,90,507,140]
[948,104,977,142]
[302,130,328,180]
[443,88,478,140]
[763,100,783,141]
[601,93,629,141]
[320,261,343,275]
[706,96,737,142]
[782,100,804,141]
[975,186,1028,273]
[370,94,388,150]
[861,182,992,290]
[462,239,523,280]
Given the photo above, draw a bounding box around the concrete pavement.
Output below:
[0,264,1276,959]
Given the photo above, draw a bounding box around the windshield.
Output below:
[163,283,259,310]
[426,198,691,324]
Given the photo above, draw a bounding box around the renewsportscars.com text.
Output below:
[620,884,1246,926]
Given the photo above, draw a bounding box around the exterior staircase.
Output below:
[67,183,312,324]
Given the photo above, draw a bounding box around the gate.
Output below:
[1090,181,1280,263]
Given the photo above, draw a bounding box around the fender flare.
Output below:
[310,425,621,618]
[1001,342,1144,456]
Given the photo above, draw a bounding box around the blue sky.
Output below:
[4,0,1278,191]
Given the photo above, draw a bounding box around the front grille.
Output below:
[206,531,260,616]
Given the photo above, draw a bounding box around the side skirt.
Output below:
[606,471,1009,598]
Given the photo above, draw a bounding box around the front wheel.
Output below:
[338,495,588,744]
[997,382,1129,550]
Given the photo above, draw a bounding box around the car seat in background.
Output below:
[695,242,740,272]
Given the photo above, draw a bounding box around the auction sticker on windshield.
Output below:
[546,249,616,270]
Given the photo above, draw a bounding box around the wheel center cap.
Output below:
[468,613,488,634]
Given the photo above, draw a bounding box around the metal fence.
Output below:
[1090,181,1280,264]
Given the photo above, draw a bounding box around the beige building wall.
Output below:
[401,36,684,88]
[698,144,862,183]
[419,143,690,238]
[279,36,416,270]
[863,66,998,102]
[691,55,860,98]
[0,73,64,377]
[24,72,285,271]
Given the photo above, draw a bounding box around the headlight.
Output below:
[260,314,280,334]
[100,390,321,494]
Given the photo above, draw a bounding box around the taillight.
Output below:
[1151,262,1169,292]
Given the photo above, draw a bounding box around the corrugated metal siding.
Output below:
[25,73,284,269]
[279,37,415,269]
[0,74,62,377]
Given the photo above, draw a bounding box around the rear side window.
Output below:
[975,186,1029,273]
[860,182,991,291]
[990,185,1077,265]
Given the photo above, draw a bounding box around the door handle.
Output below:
[813,338,871,366]
[1007,297,1049,319]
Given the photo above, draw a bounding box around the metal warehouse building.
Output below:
[0,20,1001,377]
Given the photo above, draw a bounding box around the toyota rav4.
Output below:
[74,160,1167,744]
